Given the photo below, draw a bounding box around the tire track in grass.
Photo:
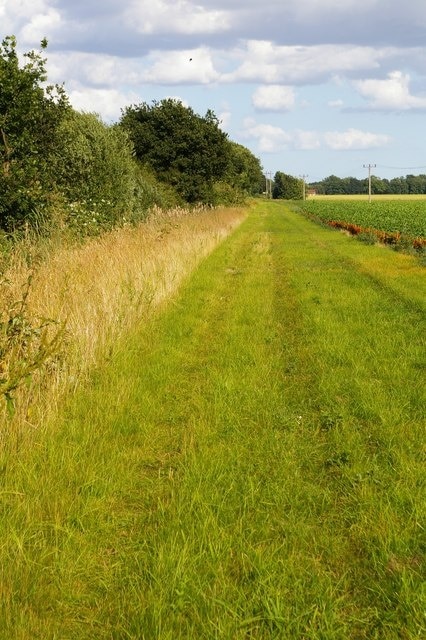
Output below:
[1,201,424,639]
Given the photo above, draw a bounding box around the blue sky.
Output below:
[3,0,426,181]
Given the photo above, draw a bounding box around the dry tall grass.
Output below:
[0,206,246,435]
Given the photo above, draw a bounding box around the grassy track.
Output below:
[1,202,425,639]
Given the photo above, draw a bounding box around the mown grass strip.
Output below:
[0,201,424,639]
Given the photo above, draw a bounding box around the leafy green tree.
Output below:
[371,175,389,194]
[273,171,303,200]
[54,111,179,233]
[120,99,230,204]
[321,175,346,195]
[389,177,408,194]
[406,174,426,194]
[225,142,264,196]
[55,112,138,231]
[0,36,69,229]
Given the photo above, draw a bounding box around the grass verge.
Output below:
[0,206,245,434]
[0,201,424,638]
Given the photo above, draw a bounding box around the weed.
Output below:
[0,274,64,413]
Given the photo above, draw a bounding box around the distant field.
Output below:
[309,193,426,201]
[298,198,426,243]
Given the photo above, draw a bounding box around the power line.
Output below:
[376,164,426,171]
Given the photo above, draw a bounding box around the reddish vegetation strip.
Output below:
[328,220,426,249]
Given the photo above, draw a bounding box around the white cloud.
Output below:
[67,87,141,121]
[143,48,220,84]
[354,70,426,110]
[242,119,390,152]
[218,110,231,129]
[1,0,63,46]
[241,119,292,152]
[19,6,62,43]
[47,52,145,88]
[293,130,321,150]
[323,128,391,149]
[226,41,393,84]
[252,85,296,111]
[124,0,230,35]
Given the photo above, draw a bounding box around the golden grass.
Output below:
[0,206,246,434]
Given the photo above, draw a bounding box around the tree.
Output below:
[120,99,230,204]
[272,171,303,200]
[371,175,389,194]
[321,175,345,195]
[225,142,264,196]
[54,112,139,230]
[0,35,69,229]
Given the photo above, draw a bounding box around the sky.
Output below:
[2,0,426,182]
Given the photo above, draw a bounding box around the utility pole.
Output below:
[299,174,308,200]
[265,171,273,198]
[363,163,376,203]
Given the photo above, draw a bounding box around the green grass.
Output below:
[0,201,425,639]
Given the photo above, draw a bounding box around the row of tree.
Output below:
[309,174,426,195]
[0,36,264,235]
[269,171,426,200]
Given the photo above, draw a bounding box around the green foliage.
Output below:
[273,171,303,199]
[225,142,264,198]
[120,99,231,204]
[1,35,263,239]
[0,35,69,229]
[55,112,148,233]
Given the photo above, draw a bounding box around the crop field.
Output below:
[298,198,426,246]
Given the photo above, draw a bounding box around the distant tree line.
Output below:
[0,36,264,236]
[308,174,426,195]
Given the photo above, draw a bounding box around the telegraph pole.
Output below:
[265,171,273,198]
[363,163,376,203]
[299,174,308,200]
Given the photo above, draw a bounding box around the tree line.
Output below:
[269,171,426,200]
[0,36,264,236]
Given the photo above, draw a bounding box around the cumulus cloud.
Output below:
[252,85,296,112]
[67,87,141,121]
[354,70,426,110]
[143,48,220,84]
[225,41,394,85]
[124,0,230,35]
[1,0,63,46]
[242,119,390,152]
[242,119,321,151]
[218,110,231,129]
[241,119,292,152]
[323,128,391,150]
[47,51,145,88]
